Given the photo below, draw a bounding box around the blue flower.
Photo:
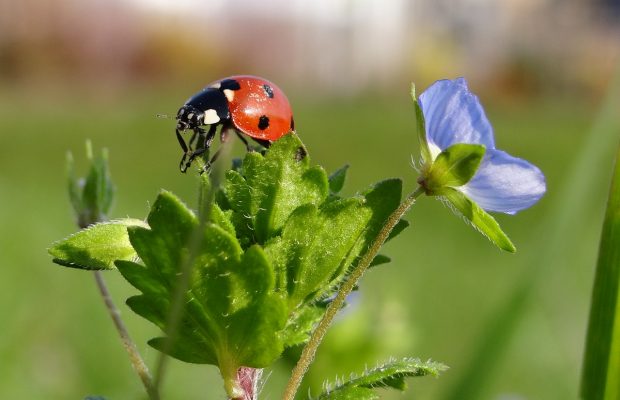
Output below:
[418,78,546,214]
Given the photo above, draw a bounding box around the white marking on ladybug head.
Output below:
[223,89,235,102]
[210,82,222,89]
[203,109,220,125]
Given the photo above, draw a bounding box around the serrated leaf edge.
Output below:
[314,357,448,399]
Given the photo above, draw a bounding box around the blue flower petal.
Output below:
[459,149,546,214]
[419,78,495,154]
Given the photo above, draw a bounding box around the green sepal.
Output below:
[48,218,147,270]
[67,140,116,228]
[117,191,287,383]
[411,84,431,164]
[315,358,448,399]
[329,165,349,194]
[424,143,485,194]
[441,187,516,252]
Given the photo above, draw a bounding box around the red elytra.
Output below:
[222,75,295,141]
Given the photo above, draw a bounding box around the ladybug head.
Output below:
[176,105,203,131]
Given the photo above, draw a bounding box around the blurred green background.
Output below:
[1,0,619,399]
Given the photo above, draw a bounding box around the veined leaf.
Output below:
[49,219,147,270]
[315,358,447,399]
[220,134,329,245]
[116,191,287,376]
[329,165,349,194]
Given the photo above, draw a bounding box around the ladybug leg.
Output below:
[177,129,191,172]
[185,125,217,171]
[187,130,199,151]
[233,130,252,152]
[252,138,272,149]
[251,138,272,156]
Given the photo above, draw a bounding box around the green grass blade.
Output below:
[581,144,620,400]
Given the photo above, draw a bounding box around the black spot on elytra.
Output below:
[290,116,295,131]
[294,146,307,162]
[262,84,274,98]
[258,115,270,130]
[219,79,241,91]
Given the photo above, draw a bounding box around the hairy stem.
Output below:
[93,270,158,399]
[153,144,231,393]
[229,367,262,400]
[281,186,424,400]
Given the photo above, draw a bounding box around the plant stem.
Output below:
[93,270,158,400]
[281,186,424,400]
[229,367,262,400]
[152,145,231,393]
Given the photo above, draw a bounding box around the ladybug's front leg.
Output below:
[177,129,191,172]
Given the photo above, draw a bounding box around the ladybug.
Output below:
[175,75,295,172]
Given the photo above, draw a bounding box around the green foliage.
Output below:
[217,135,406,346]
[581,145,620,400]
[314,358,447,399]
[220,134,328,245]
[48,133,411,396]
[116,192,287,373]
[328,165,349,194]
[49,219,147,270]
[67,140,115,228]
[424,144,486,193]
[441,188,516,253]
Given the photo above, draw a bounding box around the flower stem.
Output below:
[281,186,424,400]
[93,270,158,400]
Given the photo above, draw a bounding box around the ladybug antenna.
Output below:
[156,113,171,119]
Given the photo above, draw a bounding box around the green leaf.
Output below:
[117,191,287,378]
[441,187,515,252]
[387,219,409,242]
[48,219,147,270]
[315,358,448,399]
[318,387,378,400]
[425,144,485,194]
[369,254,391,268]
[221,134,329,244]
[265,179,403,311]
[266,199,370,307]
[281,304,326,348]
[581,145,620,400]
[411,83,432,164]
[329,165,349,194]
